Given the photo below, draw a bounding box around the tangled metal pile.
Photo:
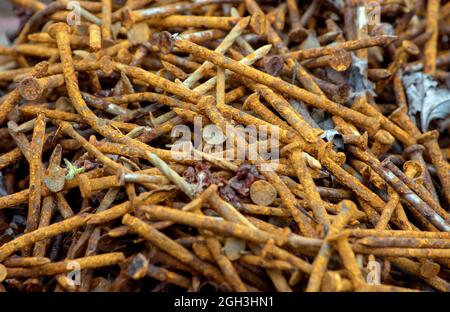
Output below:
[0,0,449,292]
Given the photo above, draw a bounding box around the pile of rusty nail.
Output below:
[0,0,449,293]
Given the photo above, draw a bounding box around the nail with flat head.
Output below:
[371,130,395,157]
[286,0,308,43]
[403,144,439,201]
